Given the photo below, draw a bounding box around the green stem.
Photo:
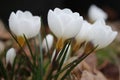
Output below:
[38,33,43,80]
[23,35,34,63]
[42,21,51,61]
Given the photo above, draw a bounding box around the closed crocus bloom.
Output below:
[42,34,54,53]
[9,10,41,39]
[88,19,117,49]
[75,21,92,44]
[88,5,108,21]
[6,48,16,66]
[48,8,83,40]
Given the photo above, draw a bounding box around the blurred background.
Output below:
[0,0,120,80]
[0,0,120,25]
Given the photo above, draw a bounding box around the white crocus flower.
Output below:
[88,4,108,21]
[48,8,83,40]
[88,19,118,49]
[42,34,54,53]
[9,10,41,39]
[75,21,92,44]
[6,48,16,66]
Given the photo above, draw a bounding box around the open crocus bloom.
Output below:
[6,48,16,66]
[88,19,118,49]
[88,4,108,21]
[42,34,54,53]
[9,10,41,39]
[48,8,83,40]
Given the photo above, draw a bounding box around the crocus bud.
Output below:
[9,10,41,39]
[6,48,16,66]
[42,34,54,53]
[88,4,108,21]
[48,8,83,40]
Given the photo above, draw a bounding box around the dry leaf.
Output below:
[94,70,107,80]
[81,70,94,80]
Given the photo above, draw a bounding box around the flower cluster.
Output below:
[1,8,118,80]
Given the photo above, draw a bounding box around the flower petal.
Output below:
[63,17,83,39]
[75,21,92,44]
[6,48,16,66]
[63,8,73,14]
[48,10,63,38]
[42,34,54,53]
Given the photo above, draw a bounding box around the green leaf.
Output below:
[38,33,43,80]
[23,34,34,63]
[57,40,71,71]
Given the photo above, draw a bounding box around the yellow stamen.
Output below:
[73,43,80,52]
[56,38,64,51]
[17,36,25,47]
[84,42,94,54]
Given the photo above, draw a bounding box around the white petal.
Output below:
[48,10,63,38]
[42,34,54,53]
[99,31,118,49]
[63,17,83,39]
[72,12,80,19]
[54,8,62,14]
[93,19,105,26]
[76,21,92,44]
[9,12,20,36]
[63,8,73,14]
[28,16,41,38]
[24,11,33,18]
[59,13,73,26]
[6,48,16,66]
[16,10,24,17]
[89,26,106,47]
[88,4,108,21]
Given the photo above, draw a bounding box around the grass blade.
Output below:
[23,34,34,62]
[38,33,43,80]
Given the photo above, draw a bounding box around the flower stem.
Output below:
[38,33,44,80]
